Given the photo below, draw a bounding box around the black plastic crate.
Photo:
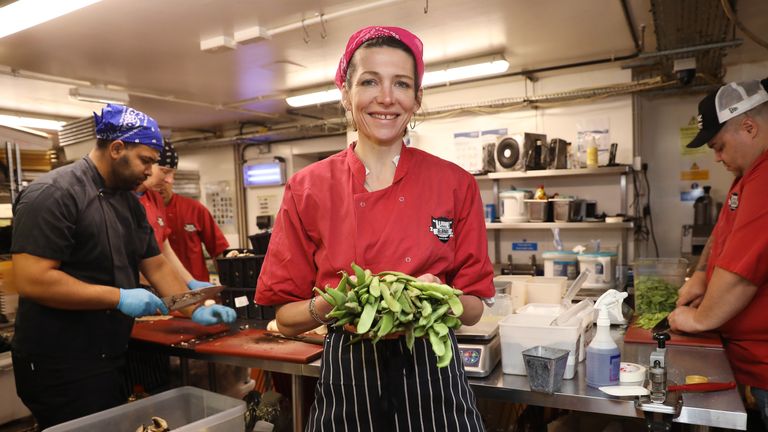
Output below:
[216,249,265,288]
[220,287,275,320]
[248,231,271,255]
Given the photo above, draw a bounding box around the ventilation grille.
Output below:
[58,116,95,147]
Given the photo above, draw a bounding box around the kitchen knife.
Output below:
[161,285,225,311]
[651,316,670,335]
[667,382,736,393]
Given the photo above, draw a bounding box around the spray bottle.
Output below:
[586,300,621,388]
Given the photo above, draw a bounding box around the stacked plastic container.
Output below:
[43,386,245,432]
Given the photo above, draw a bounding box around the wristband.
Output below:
[309,296,333,325]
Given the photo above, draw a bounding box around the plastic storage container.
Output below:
[524,199,550,222]
[633,258,688,315]
[549,198,573,222]
[498,314,580,379]
[494,275,531,311]
[216,249,265,288]
[577,252,617,290]
[220,287,275,320]
[525,276,568,304]
[542,251,578,280]
[43,386,245,432]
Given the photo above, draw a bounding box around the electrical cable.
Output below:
[720,0,768,50]
[642,168,660,257]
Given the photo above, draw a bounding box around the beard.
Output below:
[112,155,146,190]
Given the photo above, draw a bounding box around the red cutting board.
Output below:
[624,318,723,348]
[131,317,230,345]
[194,329,324,363]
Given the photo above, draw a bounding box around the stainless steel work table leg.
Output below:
[292,374,305,432]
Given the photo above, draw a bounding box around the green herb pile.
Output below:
[634,276,679,329]
[314,263,464,368]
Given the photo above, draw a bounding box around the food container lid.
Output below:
[542,251,578,257]
[499,190,529,197]
[577,251,617,258]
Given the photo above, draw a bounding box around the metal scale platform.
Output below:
[455,320,501,377]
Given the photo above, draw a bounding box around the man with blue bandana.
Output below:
[9,104,235,429]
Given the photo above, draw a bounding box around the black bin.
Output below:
[216,249,265,288]
[220,287,275,320]
[248,231,272,255]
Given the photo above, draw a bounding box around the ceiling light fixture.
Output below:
[69,86,130,105]
[421,55,510,87]
[284,54,510,108]
[285,88,341,108]
[0,114,66,131]
[0,0,102,39]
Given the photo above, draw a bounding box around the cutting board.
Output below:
[624,318,723,348]
[131,317,230,345]
[194,329,324,363]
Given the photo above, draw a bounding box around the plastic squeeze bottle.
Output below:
[586,306,621,387]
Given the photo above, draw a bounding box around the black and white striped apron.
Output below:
[306,328,485,431]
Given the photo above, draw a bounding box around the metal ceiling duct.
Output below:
[641,0,734,84]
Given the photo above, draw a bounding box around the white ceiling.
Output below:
[0,0,765,132]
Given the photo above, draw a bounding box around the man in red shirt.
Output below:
[670,78,768,428]
[136,142,214,290]
[158,180,229,282]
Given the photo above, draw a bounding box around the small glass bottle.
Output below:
[649,360,667,404]
[534,185,547,200]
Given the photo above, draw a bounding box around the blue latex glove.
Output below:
[187,280,214,290]
[191,304,236,325]
[117,288,169,317]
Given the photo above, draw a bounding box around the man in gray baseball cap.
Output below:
[671,78,768,428]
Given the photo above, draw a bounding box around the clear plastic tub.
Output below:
[633,258,688,315]
[43,386,245,432]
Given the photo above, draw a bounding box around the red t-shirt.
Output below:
[255,143,495,305]
[709,151,768,388]
[165,193,229,281]
[139,189,170,248]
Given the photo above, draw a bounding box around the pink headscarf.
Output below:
[334,26,424,90]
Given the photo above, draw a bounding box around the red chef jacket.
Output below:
[256,143,495,305]
[165,193,229,281]
[709,150,768,389]
[139,189,170,248]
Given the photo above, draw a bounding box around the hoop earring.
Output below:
[347,111,358,132]
[409,116,417,130]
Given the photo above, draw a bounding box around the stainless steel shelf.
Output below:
[486,221,633,230]
[475,165,630,180]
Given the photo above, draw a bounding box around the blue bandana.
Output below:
[94,104,163,151]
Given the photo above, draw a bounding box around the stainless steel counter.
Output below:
[468,336,746,430]
[131,323,748,431]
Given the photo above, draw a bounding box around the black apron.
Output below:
[306,328,485,432]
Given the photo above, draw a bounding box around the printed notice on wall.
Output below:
[679,117,713,201]
[256,194,278,216]
[205,181,236,234]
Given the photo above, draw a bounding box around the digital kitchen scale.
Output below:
[455,320,501,377]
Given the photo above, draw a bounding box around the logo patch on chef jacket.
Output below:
[157,217,165,226]
[728,192,739,211]
[429,217,454,243]
[184,223,196,232]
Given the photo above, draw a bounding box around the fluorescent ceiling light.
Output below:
[285,89,341,108]
[69,86,129,104]
[284,55,509,108]
[422,57,510,87]
[0,0,102,39]
[0,114,66,131]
